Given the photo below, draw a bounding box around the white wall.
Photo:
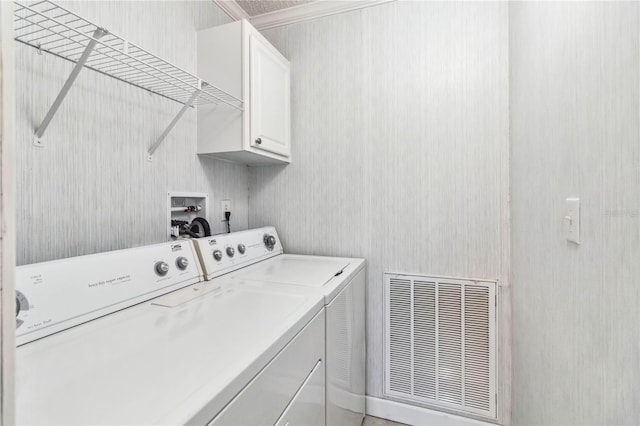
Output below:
[251,1,510,417]
[21,2,640,423]
[510,2,640,424]
[16,1,249,265]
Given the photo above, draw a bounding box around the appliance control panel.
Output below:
[193,226,283,280]
[15,241,203,346]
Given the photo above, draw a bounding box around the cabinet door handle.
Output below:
[255,137,262,145]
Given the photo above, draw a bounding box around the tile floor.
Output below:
[363,415,408,426]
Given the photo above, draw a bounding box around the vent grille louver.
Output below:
[384,273,497,420]
[388,278,412,394]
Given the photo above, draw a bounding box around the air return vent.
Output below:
[384,273,497,420]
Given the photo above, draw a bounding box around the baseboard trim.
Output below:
[366,396,494,426]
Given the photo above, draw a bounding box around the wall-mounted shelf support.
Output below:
[33,28,107,147]
[147,83,204,161]
[15,0,244,154]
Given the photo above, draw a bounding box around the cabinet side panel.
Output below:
[197,21,243,154]
[197,106,242,154]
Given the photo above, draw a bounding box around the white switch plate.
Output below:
[221,199,231,221]
[565,197,580,244]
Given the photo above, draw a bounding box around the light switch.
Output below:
[565,198,580,244]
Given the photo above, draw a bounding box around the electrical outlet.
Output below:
[221,199,231,221]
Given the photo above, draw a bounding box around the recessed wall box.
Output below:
[167,192,209,240]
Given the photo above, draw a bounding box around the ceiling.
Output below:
[235,0,315,16]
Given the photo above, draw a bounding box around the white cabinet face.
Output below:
[249,34,291,158]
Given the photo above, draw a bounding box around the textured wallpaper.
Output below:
[15,1,640,424]
[16,1,249,265]
[510,2,640,424]
[253,0,510,415]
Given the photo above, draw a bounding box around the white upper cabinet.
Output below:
[197,20,291,165]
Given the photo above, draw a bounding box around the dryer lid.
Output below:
[237,256,350,287]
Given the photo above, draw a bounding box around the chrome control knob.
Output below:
[226,247,235,257]
[237,244,246,254]
[155,261,169,276]
[213,250,223,261]
[176,257,189,270]
[264,234,277,250]
[16,290,28,318]
[15,290,28,329]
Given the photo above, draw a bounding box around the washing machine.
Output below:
[14,239,324,425]
[194,226,366,426]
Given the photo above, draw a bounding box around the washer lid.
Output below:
[237,256,350,287]
[16,283,323,425]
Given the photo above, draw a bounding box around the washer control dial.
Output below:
[176,257,189,270]
[226,247,235,257]
[15,290,29,329]
[155,261,170,276]
[237,244,246,254]
[264,234,277,250]
[213,250,223,261]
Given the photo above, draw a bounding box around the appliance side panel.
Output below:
[326,268,366,425]
[275,360,325,426]
[208,309,325,426]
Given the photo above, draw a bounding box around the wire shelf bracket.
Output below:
[14,0,244,153]
[33,27,107,147]
[146,83,203,162]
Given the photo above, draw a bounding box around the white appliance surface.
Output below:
[236,256,349,287]
[16,279,324,425]
[192,227,365,302]
[193,226,284,280]
[15,240,203,346]
[229,254,365,304]
[205,228,365,426]
[232,264,367,426]
[16,227,362,425]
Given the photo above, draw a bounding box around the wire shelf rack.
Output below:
[14,0,243,158]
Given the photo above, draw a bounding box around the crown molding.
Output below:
[249,0,396,31]
[212,0,250,21]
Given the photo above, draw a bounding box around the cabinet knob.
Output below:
[255,137,262,145]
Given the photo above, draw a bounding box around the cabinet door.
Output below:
[249,34,290,158]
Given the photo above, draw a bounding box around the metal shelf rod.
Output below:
[33,27,107,146]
